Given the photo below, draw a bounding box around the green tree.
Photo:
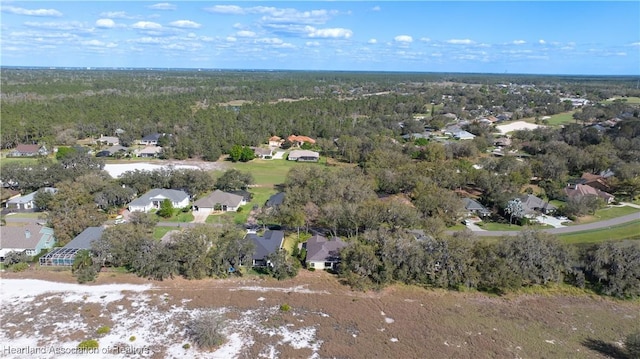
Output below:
[157,199,174,218]
[72,249,98,284]
[228,144,243,162]
[626,331,640,359]
[215,169,254,192]
[266,249,300,280]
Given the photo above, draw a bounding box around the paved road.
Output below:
[455,212,640,237]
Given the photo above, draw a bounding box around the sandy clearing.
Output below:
[496,121,543,134]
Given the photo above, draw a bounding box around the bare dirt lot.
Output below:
[1,269,638,359]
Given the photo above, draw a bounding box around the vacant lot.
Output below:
[1,270,637,359]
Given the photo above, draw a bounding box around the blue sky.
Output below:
[1,1,639,75]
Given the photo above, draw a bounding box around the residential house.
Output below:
[5,187,57,211]
[10,144,48,157]
[288,150,320,162]
[95,135,120,146]
[519,194,557,217]
[0,223,56,262]
[0,188,20,207]
[39,227,104,266]
[193,190,246,213]
[564,184,615,204]
[265,192,285,209]
[96,145,129,158]
[304,235,348,270]
[139,133,164,146]
[134,146,163,158]
[253,147,273,159]
[287,135,316,147]
[268,136,284,148]
[493,137,512,148]
[573,172,611,192]
[453,130,476,140]
[230,190,252,203]
[128,188,190,213]
[247,230,285,267]
[462,198,491,218]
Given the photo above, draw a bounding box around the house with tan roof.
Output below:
[287,135,316,147]
[268,136,284,148]
[193,190,246,213]
[564,184,615,204]
[0,223,56,262]
[304,235,348,270]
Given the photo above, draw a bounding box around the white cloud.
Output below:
[96,19,116,28]
[131,21,162,30]
[394,35,413,43]
[205,5,245,15]
[148,3,176,11]
[206,5,337,25]
[447,39,474,45]
[420,37,431,42]
[512,40,526,45]
[23,21,92,32]
[372,6,381,11]
[306,41,320,47]
[305,26,352,39]
[81,39,117,48]
[236,30,256,37]
[226,36,237,42]
[169,20,201,29]
[539,39,546,44]
[368,38,377,44]
[629,42,640,47]
[2,5,62,17]
[100,11,138,20]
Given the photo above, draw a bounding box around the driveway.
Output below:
[535,215,570,228]
[272,151,286,159]
[191,210,210,224]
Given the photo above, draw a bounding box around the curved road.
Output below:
[453,212,640,237]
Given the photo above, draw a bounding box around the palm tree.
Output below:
[72,249,93,273]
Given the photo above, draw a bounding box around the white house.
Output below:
[127,188,190,213]
[288,150,319,162]
[193,190,246,213]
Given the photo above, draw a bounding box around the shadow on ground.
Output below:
[582,338,629,359]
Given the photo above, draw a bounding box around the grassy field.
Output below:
[152,226,175,240]
[544,111,576,126]
[601,96,640,104]
[558,221,640,244]
[571,205,640,225]
[161,210,194,223]
[229,157,328,187]
[476,222,552,231]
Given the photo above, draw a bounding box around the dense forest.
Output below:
[2,68,639,297]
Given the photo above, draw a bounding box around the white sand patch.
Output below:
[496,121,542,134]
[257,297,266,301]
[1,279,323,359]
[385,317,395,324]
[104,163,201,178]
[390,338,398,342]
[1,279,151,303]
[229,285,329,294]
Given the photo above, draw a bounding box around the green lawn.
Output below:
[558,221,640,244]
[153,226,176,240]
[572,205,640,225]
[476,222,552,231]
[161,209,194,223]
[601,96,640,104]
[229,157,328,187]
[0,156,45,169]
[544,112,576,126]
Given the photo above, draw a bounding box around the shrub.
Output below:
[9,262,29,272]
[625,331,640,358]
[129,336,136,342]
[279,304,291,312]
[187,312,226,350]
[182,343,191,350]
[78,339,99,349]
[96,326,110,335]
[307,267,316,272]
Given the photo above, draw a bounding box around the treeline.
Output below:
[338,228,640,299]
[74,218,298,283]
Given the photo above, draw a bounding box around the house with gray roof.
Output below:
[519,194,557,217]
[247,230,285,267]
[193,190,246,213]
[288,150,319,162]
[304,235,348,270]
[462,198,491,217]
[128,188,190,213]
[6,187,57,211]
[0,223,56,262]
[39,226,104,267]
